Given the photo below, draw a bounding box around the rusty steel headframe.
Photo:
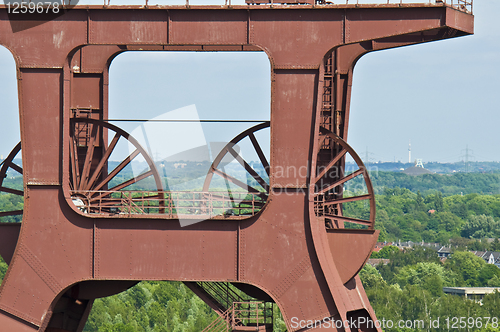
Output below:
[0,3,473,332]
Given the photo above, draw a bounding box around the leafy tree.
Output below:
[371,246,399,259]
[0,256,7,282]
[377,247,440,285]
[487,275,500,287]
[449,237,471,250]
[445,251,486,286]
[491,238,500,251]
[83,281,217,332]
[478,264,500,286]
[422,273,443,297]
[395,262,456,291]
[461,214,500,239]
[359,264,386,289]
[469,239,489,251]
[482,291,500,317]
[415,191,426,212]
[435,192,444,212]
[437,212,464,235]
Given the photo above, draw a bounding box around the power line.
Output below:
[105,119,270,123]
[460,145,474,172]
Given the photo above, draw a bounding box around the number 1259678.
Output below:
[7,2,60,14]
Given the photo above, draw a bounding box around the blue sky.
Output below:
[0,0,497,164]
[349,1,500,163]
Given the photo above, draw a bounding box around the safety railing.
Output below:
[433,0,472,13]
[70,190,266,218]
[201,301,273,332]
[231,302,274,329]
[58,0,472,14]
[197,282,246,311]
[201,309,231,332]
[454,0,472,13]
[245,0,472,14]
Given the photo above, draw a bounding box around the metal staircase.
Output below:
[184,282,274,332]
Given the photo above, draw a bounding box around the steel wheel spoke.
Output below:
[0,210,23,217]
[227,146,269,192]
[84,133,121,191]
[90,170,155,202]
[92,149,140,192]
[108,170,154,192]
[323,214,372,226]
[79,124,99,190]
[68,137,76,191]
[70,136,81,190]
[314,148,347,183]
[0,187,23,196]
[7,162,23,175]
[316,168,364,195]
[212,167,261,194]
[249,132,270,177]
[323,194,371,206]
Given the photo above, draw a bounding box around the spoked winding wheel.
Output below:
[312,128,375,229]
[202,122,270,215]
[69,117,164,214]
[311,128,378,283]
[0,142,23,220]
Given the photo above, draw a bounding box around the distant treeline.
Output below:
[350,171,500,196]
[344,187,500,244]
[350,161,500,173]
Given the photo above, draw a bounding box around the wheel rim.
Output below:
[0,142,23,221]
[69,118,164,214]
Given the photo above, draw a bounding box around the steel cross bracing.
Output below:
[0,3,473,332]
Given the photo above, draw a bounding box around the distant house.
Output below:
[471,251,486,261]
[421,242,441,250]
[386,241,450,259]
[437,246,453,259]
[395,240,414,249]
[372,242,386,252]
[372,242,399,252]
[472,251,500,268]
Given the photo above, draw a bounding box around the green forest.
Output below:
[360,247,500,332]
[1,170,500,331]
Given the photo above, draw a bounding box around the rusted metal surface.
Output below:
[0,223,20,265]
[0,3,473,332]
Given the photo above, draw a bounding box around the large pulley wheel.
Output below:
[69,118,164,214]
[203,122,270,215]
[312,128,375,229]
[311,127,377,284]
[0,142,23,221]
